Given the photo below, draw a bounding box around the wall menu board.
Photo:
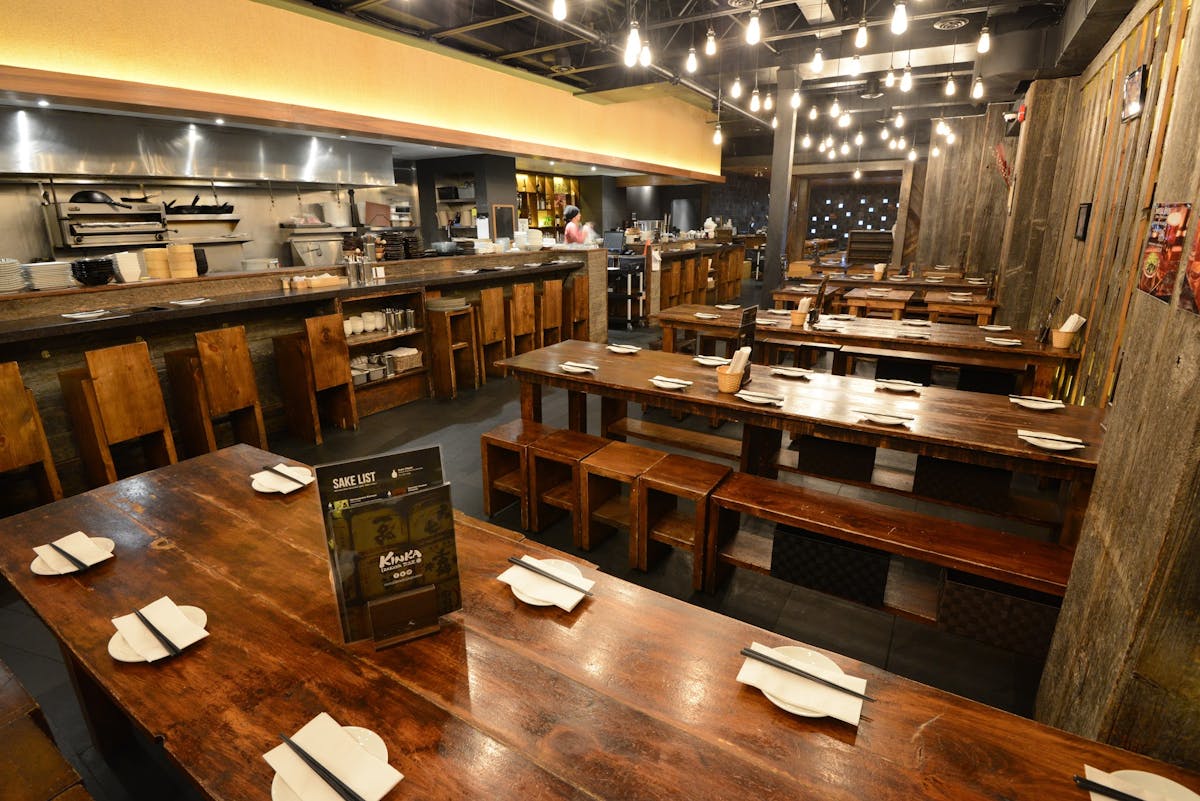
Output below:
[1136,201,1191,302]
[315,446,461,646]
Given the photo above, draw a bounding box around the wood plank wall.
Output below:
[915,105,1015,273]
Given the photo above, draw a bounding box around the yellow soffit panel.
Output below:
[0,0,721,179]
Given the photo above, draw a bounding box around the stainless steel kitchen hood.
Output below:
[0,106,395,187]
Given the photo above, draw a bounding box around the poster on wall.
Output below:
[1178,229,1200,315]
[1136,202,1191,302]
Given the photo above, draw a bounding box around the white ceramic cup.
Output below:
[350,316,365,335]
[371,311,386,330]
[362,314,377,333]
[343,319,353,336]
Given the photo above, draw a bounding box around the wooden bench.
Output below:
[0,659,93,801]
[481,419,558,530]
[705,471,1074,598]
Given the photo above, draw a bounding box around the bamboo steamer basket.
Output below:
[167,244,198,278]
[143,248,171,279]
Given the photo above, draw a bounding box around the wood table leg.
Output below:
[740,425,782,478]
[520,382,542,422]
[601,398,627,439]
[661,325,677,353]
[929,311,940,324]
[1059,478,1093,547]
[891,308,903,321]
[1030,364,1057,397]
[61,645,133,761]
[568,391,587,433]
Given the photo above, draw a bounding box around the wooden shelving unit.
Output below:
[516,171,580,232]
[335,288,430,416]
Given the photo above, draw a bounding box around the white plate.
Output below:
[824,314,854,321]
[979,324,1012,332]
[650,378,689,390]
[271,726,388,801]
[693,356,731,367]
[606,345,639,354]
[876,379,922,393]
[62,310,108,319]
[495,266,516,271]
[758,646,845,717]
[924,277,945,283]
[108,605,207,662]
[559,363,595,374]
[850,275,871,280]
[771,367,812,378]
[985,338,1023,347]
[251,466,315,494]
[170,298,210,306]
[715,304,740,310]
[1019,435,1085,451]
[888,276,908,282]
[966,279,988,284]
[31,537,115,576]
[756,319,780,326]
[901,320,933,327]
[1010,397,1063,411]
[1107,770,1200,801]
[766,309,791,315]
[858,412,913,426]
[735,392,782,405]
[457,269,479,275]
[694,312,721,319]
[510,559,583,606]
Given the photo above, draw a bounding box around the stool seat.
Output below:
[272,313,358,444]
[0,362,61,506]
[529,429,608,461]
[580,441,667,559]
[528,429,607,537]
[635,454,731,590]
[430,306,482,399]
[481,419,558,529]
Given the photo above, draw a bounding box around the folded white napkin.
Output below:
[33,531,112,574]
[264,713,403,801]
[560,361,598,371]
[498,556,595,612]
[111,596,209,662]
[1083,764,1167,801]
[737,642,867,725]
[251,464,315,494]
[694,312,721,319]
[1062,313,1087,333]
[796,298,813,315]
[1018,429,1084,444]
[650,375,693,386]
[985,337,1023,346]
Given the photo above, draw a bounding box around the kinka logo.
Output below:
[379,548,423,575]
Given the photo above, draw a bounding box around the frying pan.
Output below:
[69,190,131,209]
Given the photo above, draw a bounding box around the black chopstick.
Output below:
[48,542,88,571]
[134,609,181,657]
[507,556,593,596]
[280,733,367,801]
[263,464,307,487]
[1072,775,1144,801]
[740,647,876,702]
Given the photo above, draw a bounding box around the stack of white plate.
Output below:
[0,259,27,293]
[24,261,75,290]
[427,296,468,312]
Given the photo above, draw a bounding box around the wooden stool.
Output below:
[272,313,358,445]
[0,714,83,801]
[474,287,509,378]
[165,326,267,457]
[536,279,564,347]
[507,283,537,358]
[0,362,62,504]
[429,307,482,400]
[528,429,607,535]
[480,419,557,530]
[580,442,667,563]
[58,342,177,488]
[635,454,730,591]
[564,271,590,341]
[0,659,39,731]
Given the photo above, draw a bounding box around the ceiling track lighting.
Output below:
[746,5,762,45]
[891,0,908,35]
[978,25,991,54]
[552,0,566,22]
[685,47,698,73]
[811,47,824,74]
[705,27,717,55]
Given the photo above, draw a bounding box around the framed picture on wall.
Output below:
[1122,66,1147,121]
[1075,203,1092,240]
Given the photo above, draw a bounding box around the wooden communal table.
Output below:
[843,287,916,320]
[756,314,1078,397]
[499,341,1103,544]
[923,290,1000,325]
[2,444,1195,801]
[650,304,774,353]
[774,276,984,307]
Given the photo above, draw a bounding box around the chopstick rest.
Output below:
[264,713,403,801]
[111,596,208,662]
[32,531,113,575]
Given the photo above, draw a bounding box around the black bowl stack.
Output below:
[71,257,116,287]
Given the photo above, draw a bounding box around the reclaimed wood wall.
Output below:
[1036,0,1200,769]
[915,105,1015,273]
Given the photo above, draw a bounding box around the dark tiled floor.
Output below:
[1,286,1050,800]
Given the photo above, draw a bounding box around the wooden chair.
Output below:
[58,342,177,487]
[164,326,267,458]
[564,271,590,340]
[536,279,564,347]
[507,283,538,359]
[635,453,731,591]
[660,263,681,309]
[474,287,509,378]
[272,313,358,445]
[429,307,481,400]
[679,257,696,305]
[480,419,557,530]
[580,441,667,562]
[0,362,62,504]
[528,429,607,536]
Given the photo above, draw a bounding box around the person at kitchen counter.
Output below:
[564,205,587,244]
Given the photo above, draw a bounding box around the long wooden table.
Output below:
[655,304,1077,396]
[2,444,1196,800]
[500,341,1102,543]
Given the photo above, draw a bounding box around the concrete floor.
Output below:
[0,294,1050,800]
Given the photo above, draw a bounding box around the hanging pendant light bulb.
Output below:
[808,105,818,120]
[639,42,652,67]
[977,25,991,54]
[829,97,841,118]
[972,76,984,99]
[712,124,723,145]
[810,47,824,74]
[854,130,864,146]
[552,0,567,21]
[818,140,827,152]
[936,119,948,135]
[854,168,863,179]
[850,55,862,76]
[772,115,778,129]
[746,7,762,45]
[908,148,917,161]
[685,47,698,73]
[946,131,957,144]
[881,127,890,140]
[885,69,896,88]
[840,141,850,155]
[790,88,802,109]
[705,27,717,55]
[624,21,641,67]
[825,134,835,147]
[894,110,905,128]
[900,64,913,92]
[731,76,743,99]
[750,89,761,112]
[945,75,957,96]
[931,144,941,157]
[764,93,774,111]
[891,0,908,34]
[855,18,868,49]
[888,139,897,150]
[897,135,906,149]
[839,113,852,128]
[827,147,837,160]
[801,132,812,148]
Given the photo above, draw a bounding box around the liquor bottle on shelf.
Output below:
[1036,295,1062,344]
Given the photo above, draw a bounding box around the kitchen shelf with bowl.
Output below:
[337,287,430,414]
[344,327,425,349]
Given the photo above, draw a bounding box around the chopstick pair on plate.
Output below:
[279,734,367,801]
[506,556,593,596]
[740,647,876,703]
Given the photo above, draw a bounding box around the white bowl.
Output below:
[343,320,353,336]
[350,316,364,335]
